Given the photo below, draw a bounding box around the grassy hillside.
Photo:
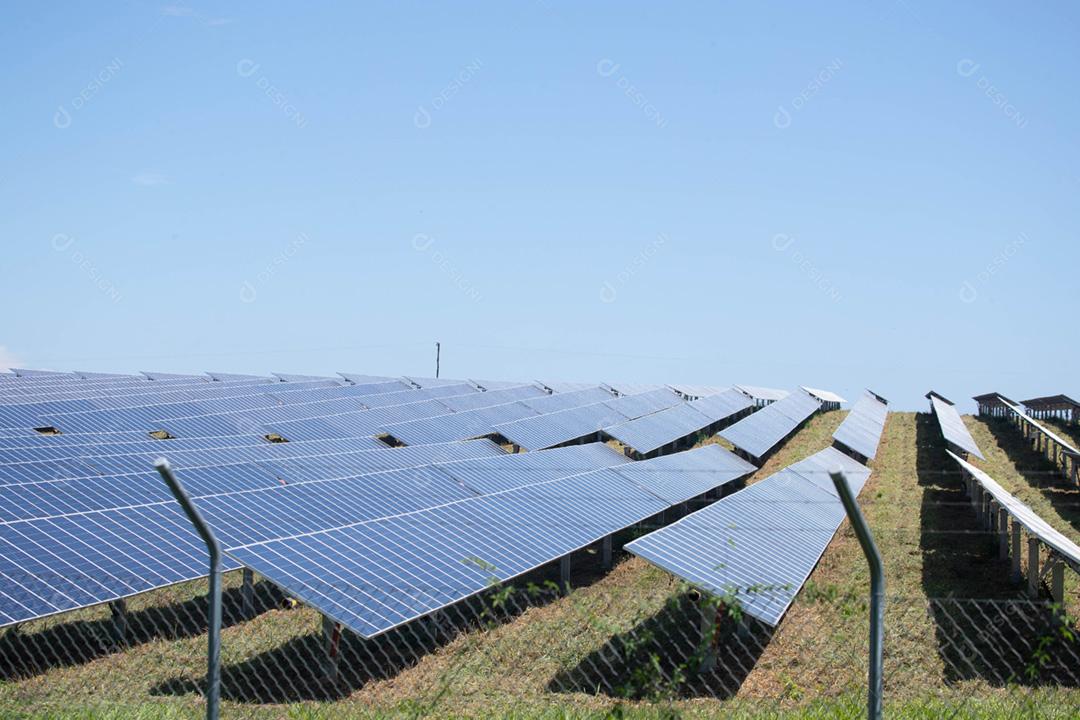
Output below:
[2,411,1077,719]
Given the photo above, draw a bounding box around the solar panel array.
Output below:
[926,392,984,460]
[0,369,769,636]
[626,446,872,626]
[605,389,754,456]
[832,391,889,460]
[719,389,823,460]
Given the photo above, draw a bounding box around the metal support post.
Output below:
[155,459,221,720]
[830,469,883,720]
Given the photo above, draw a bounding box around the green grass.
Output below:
[2,411,1078,718]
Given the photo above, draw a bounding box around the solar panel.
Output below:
[734,385,790,404]
[141,371,210,381]
[141,385,480,439]
[926,392,984,459]
[206,372,273,382]
[801,387,846,405]
[382,402,538,445]
[336,372,398,385]
[719,390,822,460]
[626,446,872,626]
[667,384,730,400]
[604,389,753,456]
[605,382,667,396]
[832,390,889,460]
[1,380,341,430]
[35,381,372,433]
[610,444,756,504]
[403,376,471,388]
[469,378,535,391]
[0,436,390,485]
[520,387,615,412]
[494,389,683,451]
[537,380,598,394]
[437,385,548,411]
[271,373,344,383]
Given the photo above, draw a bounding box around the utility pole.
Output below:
[435,342,441,378]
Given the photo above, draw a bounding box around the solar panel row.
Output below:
[380,387,617,446]
[832,391,889,460]
[718,390,823,460]
[605,389,754,456]
[494,388,683,451]
[926,392,984,459]
[949,451,1080,573]
[626,446,872,626]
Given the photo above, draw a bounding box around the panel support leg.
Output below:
[559,555,571,594]
[1010,521,1023,583]
[1027,538,1040,598]
[699,598,717,672]
[321,614,341,682]
[109,600,128,645]
[601,535,613,570]
[1050,562,1065,606]
[242,567,255,619]
[997,509,1009,560]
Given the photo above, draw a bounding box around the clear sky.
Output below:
[2,2,1077,410]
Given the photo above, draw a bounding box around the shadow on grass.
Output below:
[150,544,629,703]
[916,413,1012,599]
[0,581,283,681]
[550,592,773,701]
[917,414,1080,687]
[983,418,1080,536]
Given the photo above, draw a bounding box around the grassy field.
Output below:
[2,411,1078,719]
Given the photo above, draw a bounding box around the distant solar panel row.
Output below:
[626,446,872,626]
[494,388,683,451]
[832,391,889,460]
[381,387,616,446]
[926,392,984,459]
[718,390,823,460]
[605,389,754,456]
[0,435,392,485]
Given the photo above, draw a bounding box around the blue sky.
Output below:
[1,2,1077,410]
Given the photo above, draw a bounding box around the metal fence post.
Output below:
[155,458,221,720]
[830,468,884,720]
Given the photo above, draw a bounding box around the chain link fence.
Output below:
[2,559,1078,719]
